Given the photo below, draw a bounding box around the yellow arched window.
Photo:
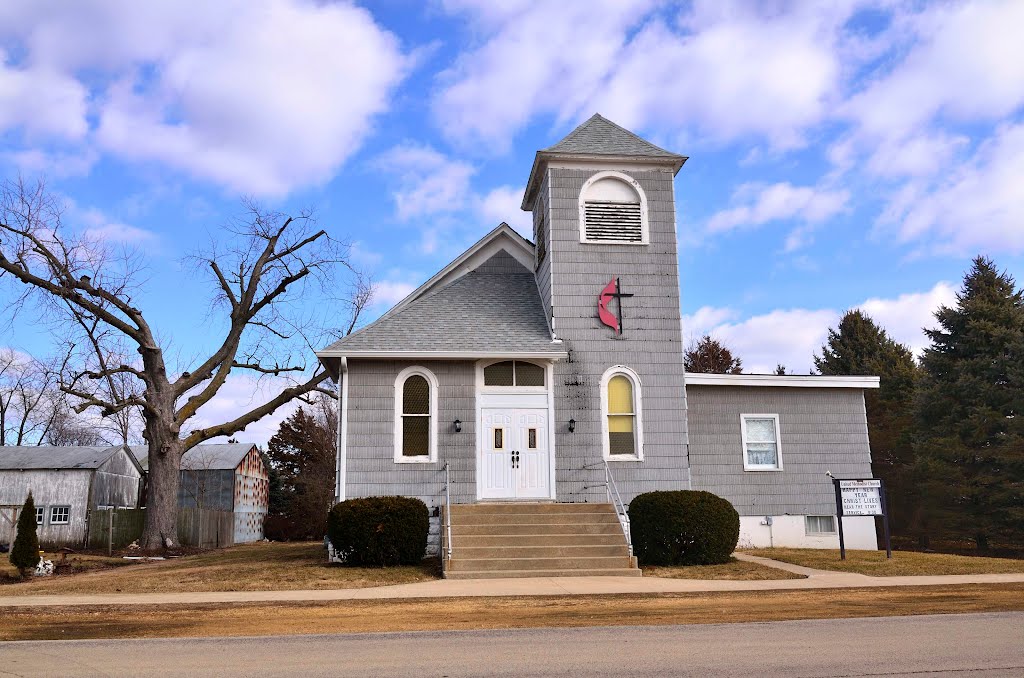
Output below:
[394,366,437,462]
[602,367,643,460]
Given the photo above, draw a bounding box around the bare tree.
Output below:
[0,178,371,548]
[0,348,62,445]
[44,406,104,446]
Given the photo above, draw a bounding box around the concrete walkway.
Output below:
[2,553,1023,608]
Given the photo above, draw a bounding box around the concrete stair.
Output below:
[442,503,640,579]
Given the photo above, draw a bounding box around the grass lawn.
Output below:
[642,557,804,581]
[2,584,1022,640]
[0,542,439,595]
[747,548,1024,577]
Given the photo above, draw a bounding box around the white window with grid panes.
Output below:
[805,515,837,535]
[49,505,70,524]
[740,414,782,471]
[34,506,44,525]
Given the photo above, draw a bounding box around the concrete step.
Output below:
[451,522,624,536]
[455,544,630,559]
[455,533,627,547]
[445,568,642,579]
[451,512,621,526]
[449,503,614,515]
[447,556,635,572]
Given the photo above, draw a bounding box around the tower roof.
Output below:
[522,114,686,209]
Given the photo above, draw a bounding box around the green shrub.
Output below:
[327,496,429,566]
[10,492,40,576]
[628,490,739,566]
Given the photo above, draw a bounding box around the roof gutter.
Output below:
[315,350,570,361]
[684,374,880,389]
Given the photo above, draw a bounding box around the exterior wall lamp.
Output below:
[568,418,576,433]
[453,419,462,433]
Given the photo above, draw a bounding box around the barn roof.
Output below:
[130,443,256,471]
[0,445,126,470]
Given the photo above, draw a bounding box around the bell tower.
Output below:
[522,114,691,501]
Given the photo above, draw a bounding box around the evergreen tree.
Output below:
[684,335,743,374]
[914,257,1024,550]
[815,310,919,535]
[265,405,336,539]
[10,492,40,577]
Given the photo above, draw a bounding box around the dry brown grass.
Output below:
[747,548,1024,576]
[2,583,1022,641]
[0,542,439,596]
[642,557,804,581]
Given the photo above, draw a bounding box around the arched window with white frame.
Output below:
[600,366,644,461]
[578,170,649,245]
[394,366,438,463]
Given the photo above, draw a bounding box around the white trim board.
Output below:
[317,350,568,360]
[685,374,880,389]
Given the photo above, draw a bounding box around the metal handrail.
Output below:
[603,459,632,557]
[443,462,453,565]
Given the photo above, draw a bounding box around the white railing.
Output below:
[443,461,453,566]
[603,459,632,557]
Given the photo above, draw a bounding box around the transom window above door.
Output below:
[483,360,545,387]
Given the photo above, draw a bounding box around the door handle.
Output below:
[510,450,520,469]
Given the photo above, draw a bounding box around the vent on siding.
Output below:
[583,201,643,242]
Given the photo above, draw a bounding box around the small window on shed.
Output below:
[34,506,44,525]
[49,506,70,524]
[579,172,648,244]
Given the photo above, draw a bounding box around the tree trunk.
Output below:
[140,424,183,550]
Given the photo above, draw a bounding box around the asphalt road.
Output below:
[1,612,1022,677]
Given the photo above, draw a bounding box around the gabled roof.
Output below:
[0,445,129,471]
[130,443,257,471]
[523,113,687,209]
[317,244,564,366]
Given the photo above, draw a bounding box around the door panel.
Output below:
[516,409,550,499]
[481,410,514,499]
[479,408,550,500]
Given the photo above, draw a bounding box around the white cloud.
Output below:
[843,1,1024,142]
[877,123,1024,255]
[376,144,476,220]
[0,1,408,195]
[477,185,530,236]
[373,280,416,306]
[188,372,302,446]
[706,182,850,249]
[683,282,956,373]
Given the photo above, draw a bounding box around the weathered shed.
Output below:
[131,444,269,543]
[0,445,143,548]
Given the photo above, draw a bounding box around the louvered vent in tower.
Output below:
[579,173,647,244]
[583,201,643,242]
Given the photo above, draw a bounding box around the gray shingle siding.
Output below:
[534,174,553,323]
[687,386,874,516]
[546,167,690,503]
[345,360,477,507]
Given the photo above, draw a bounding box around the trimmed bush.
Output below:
[628,490,739,566]
[327,496,429,566]
[10,492,40,577]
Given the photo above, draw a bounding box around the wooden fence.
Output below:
[87,507,234,550]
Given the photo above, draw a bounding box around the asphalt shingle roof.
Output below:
[542,113,684,159]
[0,445,122,470]
[130,444,255,471]
[320,250,561,356]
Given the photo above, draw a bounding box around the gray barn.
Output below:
[0,445,143,548]
[131,444,269,544]
[316,115,879,575]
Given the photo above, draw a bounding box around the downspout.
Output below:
[335,357,348,503]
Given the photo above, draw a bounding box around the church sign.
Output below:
[597,277,633,335]
[832,477,891,560]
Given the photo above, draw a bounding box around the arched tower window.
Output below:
[600,366,644,461]
[394,366,438,463]
[578,171,649,245]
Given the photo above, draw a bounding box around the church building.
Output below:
[317,115,878,577]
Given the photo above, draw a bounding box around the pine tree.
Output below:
[914,257,1024,550]
[684,335,743,374]
[10,492,40,577]
[265,405,337,539]
[815,309,919,535]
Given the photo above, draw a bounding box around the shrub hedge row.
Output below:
[327,496,429,566]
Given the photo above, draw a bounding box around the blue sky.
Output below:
[1,0,1023,442]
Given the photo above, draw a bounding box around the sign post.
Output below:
[832,478,890,560]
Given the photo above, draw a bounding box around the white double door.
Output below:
[480,408,550,500]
